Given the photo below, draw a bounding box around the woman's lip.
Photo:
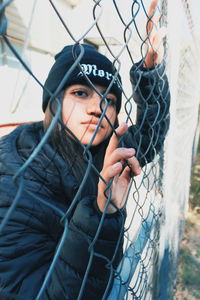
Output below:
[82,121,104,128]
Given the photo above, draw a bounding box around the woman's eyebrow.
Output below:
[100,88,117,98]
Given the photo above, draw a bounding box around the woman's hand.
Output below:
[97,123,141,214]
[143,0,167,68]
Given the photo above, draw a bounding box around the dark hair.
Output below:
[43,91,88,183]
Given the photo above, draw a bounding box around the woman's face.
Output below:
[62,84,117,146]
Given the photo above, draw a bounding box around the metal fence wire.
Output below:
[0,0,198,300]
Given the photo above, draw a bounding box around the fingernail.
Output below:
[126,148,135,154]
[113,162,122,171]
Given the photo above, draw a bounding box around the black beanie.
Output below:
[42,44,122,113]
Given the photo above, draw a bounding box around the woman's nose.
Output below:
[86,94,103,116]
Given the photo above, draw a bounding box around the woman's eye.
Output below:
[107,97,116,106]
[73,90,88,97]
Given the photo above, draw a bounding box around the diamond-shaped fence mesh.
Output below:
[0,1,199,300]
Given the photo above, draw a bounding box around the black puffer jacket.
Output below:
[0,64,170,300]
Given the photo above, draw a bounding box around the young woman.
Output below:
[0,2,170,299]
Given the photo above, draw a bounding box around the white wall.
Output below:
[1,0,151,124]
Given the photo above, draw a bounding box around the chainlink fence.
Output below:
[0,0,200,300]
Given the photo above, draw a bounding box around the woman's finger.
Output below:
[127,156,141,176]
[104,123,128,160]
[105,147,136,167]
[119,165,132,182]
[147,0,159,34]
[148,0,158,19]
[104,162,123,179]
[102,148,136,182]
